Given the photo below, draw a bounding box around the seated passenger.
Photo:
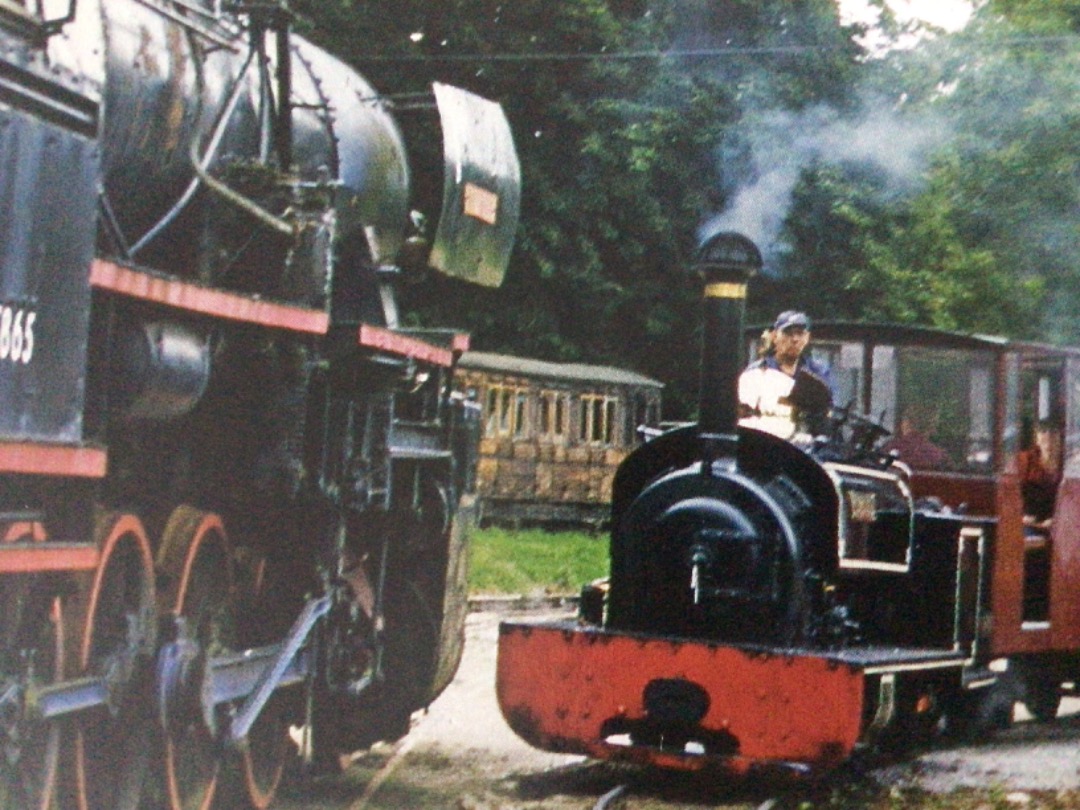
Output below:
[1019,421,1061,532]
[738,310,832,439]
[882,407,951,470]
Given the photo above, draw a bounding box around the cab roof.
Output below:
[751,320,1080,360]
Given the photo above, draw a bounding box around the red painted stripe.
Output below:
[451,333,471,353]
[358,324,454,367]
[90,259,329,334]
[0,442,107,477]
[0,542,100,573]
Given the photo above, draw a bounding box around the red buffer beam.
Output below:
[497,621,865,774]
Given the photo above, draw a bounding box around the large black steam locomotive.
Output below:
[497,234,1051,774]
[0,1,518,808]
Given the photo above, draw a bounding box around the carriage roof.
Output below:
[752,320,1080,361]
[460,351,664,388]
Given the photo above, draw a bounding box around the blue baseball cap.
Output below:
[773,310,811,331]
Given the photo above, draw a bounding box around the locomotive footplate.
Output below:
[824,645,968,673]
[497,620,967,774]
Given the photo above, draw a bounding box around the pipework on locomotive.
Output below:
[498,232,1080,774]
[0,1,519,808]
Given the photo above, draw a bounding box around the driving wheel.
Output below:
[156,506,235,810]
[0,522,64,810]
[231,551,290,809]
[67,512,156,810]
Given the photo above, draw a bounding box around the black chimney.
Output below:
[693,232,762,437]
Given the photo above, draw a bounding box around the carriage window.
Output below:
[871,346,898,431]
[1019,365,1064,474]
[579,394,618,446]
[513,390,528,438]
[1002,353,1020,461]
[605,399,618,445]
[539,391,568,440]
[872,346,996,473]
[1067,358,1080,477]
[484,384,527,438]
[810,342,863,409]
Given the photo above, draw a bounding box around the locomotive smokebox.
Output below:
[693,232,762,437]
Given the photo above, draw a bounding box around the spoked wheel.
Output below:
[156,506,235,810]
[67,512,157,810]
[229,551,290,809]
[233,695,290,809]
[0,523,64,810]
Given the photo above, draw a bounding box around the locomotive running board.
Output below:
[90,260,466,368]
[0,540,98,573]
[0,440,107,478]
[497,620,866,774]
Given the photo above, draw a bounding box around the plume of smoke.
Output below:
[701,99,951,268]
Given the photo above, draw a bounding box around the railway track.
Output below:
[270,611,1080,810]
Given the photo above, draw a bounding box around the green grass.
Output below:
[467,526,609,595]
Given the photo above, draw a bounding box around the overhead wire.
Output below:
[350,34,1080,64]
[357,43,851,63]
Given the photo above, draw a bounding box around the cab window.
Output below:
[810,341,863,408]
[872,345,995,473]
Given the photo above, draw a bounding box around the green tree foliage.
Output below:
[292,0,863,416]
[987,0,1080,33]
[842,2,1080,341]
[751,0,1078,342]
[290,0,1080,415]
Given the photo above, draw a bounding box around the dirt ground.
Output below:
[275,610,1080,810]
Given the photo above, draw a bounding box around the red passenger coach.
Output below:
[497,233,1080,774]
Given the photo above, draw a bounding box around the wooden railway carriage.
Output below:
[805,323,1080,709]
[457,351,663,528]
[0,1,519,808]
[497,234,1080,777]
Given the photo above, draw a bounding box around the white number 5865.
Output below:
[0,305,36,364]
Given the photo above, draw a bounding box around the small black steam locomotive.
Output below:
[0,1,518,808]
[498,233,1080,774]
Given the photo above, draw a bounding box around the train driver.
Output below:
[738,310,833,439]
